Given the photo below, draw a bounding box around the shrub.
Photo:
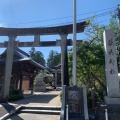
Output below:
[46,83,51,87]
[8,89,24,102]
[87,88,105,109]
[60,91,62,102]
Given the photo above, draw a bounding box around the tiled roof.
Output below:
[0,48,45,70]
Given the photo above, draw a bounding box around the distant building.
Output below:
[48,64,61,87]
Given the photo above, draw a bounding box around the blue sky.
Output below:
[0,0,119,61]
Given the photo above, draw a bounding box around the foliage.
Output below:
[68,42,106,107]
[68,15,120,106]
[44,74,53,84]
[47,50,61,68]
[8,90,23,102]
[59,91,62,102]
[45,83,51,87]
[84,17,108,44]
[68,42,105,88]
[68,16,119,105]
[29,47,46,66]
[8,94,23,102]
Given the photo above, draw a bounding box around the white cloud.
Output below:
[0,23,6,27]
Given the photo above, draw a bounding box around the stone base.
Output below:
[0,96,8,103]
[33,85,46,92]
[95,103,120,120]
[105,96,120,104]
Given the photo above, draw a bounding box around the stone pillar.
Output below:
[34,35,40,46]
[83,85,89,120]
[15,78,19,89]
[53,73,55,88]
[19,72,23,91]
[60,34,69,86]
[30,76,34,94]
[60,85,66,120]
[55,69,57,89]
[103,30,120,104]
[2,36,16,101]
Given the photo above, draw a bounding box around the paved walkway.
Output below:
[11,90,61,106]
[8,113,60,120]
[0,103,19,119]
[0,90,61,120]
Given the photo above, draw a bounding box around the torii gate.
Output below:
[0,21,86,102]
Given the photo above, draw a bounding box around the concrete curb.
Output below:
[0,105,22,120]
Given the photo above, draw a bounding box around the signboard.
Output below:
[103,30,120,97]
[66,87,83,114]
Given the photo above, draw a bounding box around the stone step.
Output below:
[19,109,61,115]
[18,106,61,115]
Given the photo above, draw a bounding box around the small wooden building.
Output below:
[0,48,45,93]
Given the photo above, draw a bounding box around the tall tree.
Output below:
[68,15,120,103]
[47,50,61,68]
[68,42,105,88]
[29,47,45,66]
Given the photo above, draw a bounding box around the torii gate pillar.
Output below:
[1,36,16,102]
[60,34,69,87]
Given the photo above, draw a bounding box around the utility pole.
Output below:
[118,5,120,29]
[73,0,77,86]
[117,5,120,72]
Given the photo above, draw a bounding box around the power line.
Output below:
[41,9,116,27]
[77,9,116,22]
[4,7,116,26]
[77,7,115,16]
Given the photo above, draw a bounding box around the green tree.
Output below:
[29,47,45,66]
[68,15,120,104]
[47,50,61,68]
[68,42,105,88]
[68,40,106,106]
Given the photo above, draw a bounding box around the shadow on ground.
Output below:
[0,103,18,118]
[7,113,24,120]
[10,94,58,105]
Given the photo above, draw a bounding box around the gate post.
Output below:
[1,35,16,102]
[60,34,69,86]
[55,69,57,89]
